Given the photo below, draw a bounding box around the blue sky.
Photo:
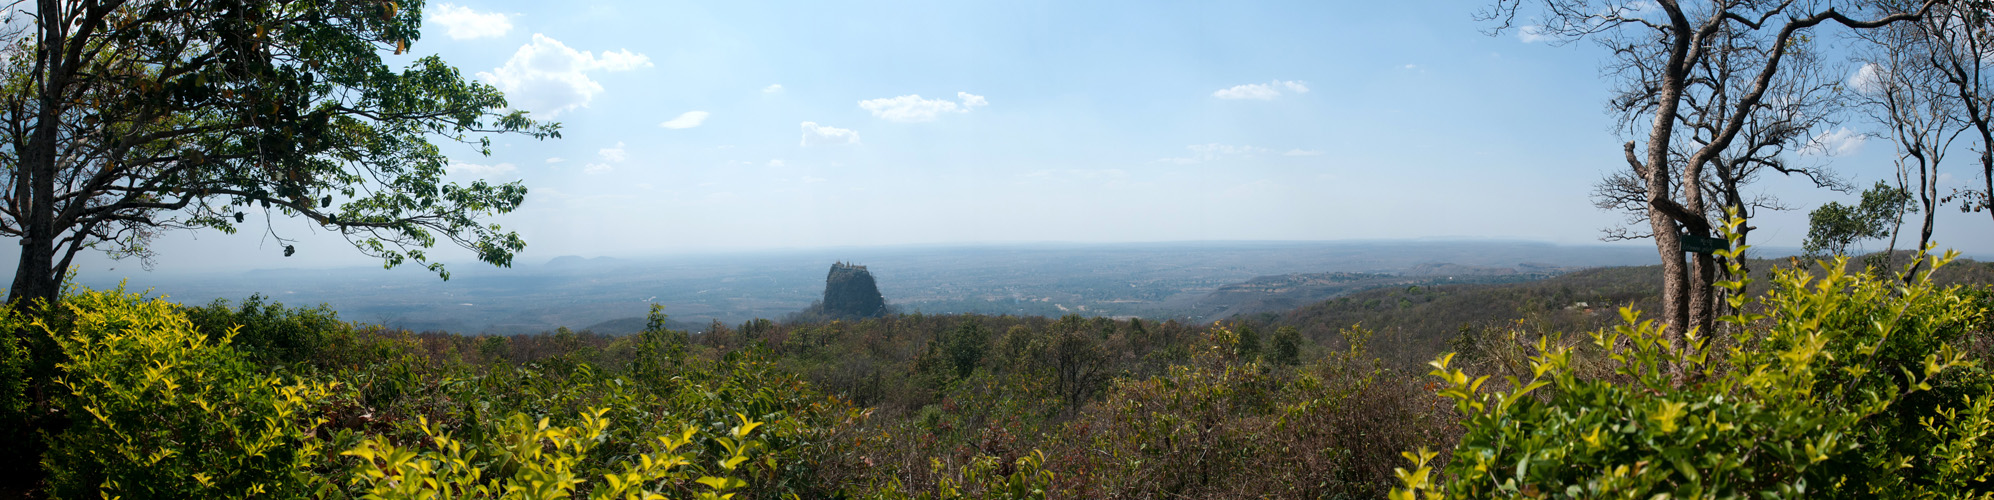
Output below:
[56,1,1994,273]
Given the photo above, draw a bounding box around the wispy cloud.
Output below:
[451,162,518,177]
[1517,25,1555,43]
[659,110,709,129]
[1158,143,1274,164]
[599,142,628,163]
[800,122,861,146]
[762,84,784,93]
[1212,80,1308,100]
[859,92,989,122]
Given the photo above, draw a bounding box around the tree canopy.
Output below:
[0,0,555,304]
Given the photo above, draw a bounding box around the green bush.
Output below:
[39,287,336,499]
[182,293,345,367]
[344,408,768,500]
[1394,218,1994,499]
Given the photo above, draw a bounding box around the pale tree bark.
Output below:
[1905,1,1994,236]
[1853,1,1963,280]
[1484,0,1936,356]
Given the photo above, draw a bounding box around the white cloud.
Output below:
[659,111,709,129]
[800,122,860,146]
[768,159,786,167]
[858,92,988,122]
[958,91,989,108]
[1849,63,1885,94]
[584,163,613,174]
[1403,64,1418,70]
[800,176,828,184]
[1159,143,1273,164]
[545,157,565,163]
[762,84,784,93]
[428,3,511,40]
[1212,80,1309,100]
[1284,149,1325,156]
[477,34,653,117]
[451,162,517,177]
[1802,128,1866,157]
[598,142,627,163]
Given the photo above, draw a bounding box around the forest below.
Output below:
[4,250,1992,498]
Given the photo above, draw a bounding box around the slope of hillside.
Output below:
[1275,255,1994,370]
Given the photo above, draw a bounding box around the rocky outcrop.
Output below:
[820,262,887,319]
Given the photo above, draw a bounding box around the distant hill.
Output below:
[1182,263,1582,321]
[1273,254,1994,370]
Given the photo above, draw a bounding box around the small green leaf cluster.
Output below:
[344,409,768,500]
[858,451,1055,500]
[1395,212,1994,498]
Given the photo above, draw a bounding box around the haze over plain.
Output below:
[22,1,1993,281]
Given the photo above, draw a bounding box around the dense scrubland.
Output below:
[3,248,1992,498]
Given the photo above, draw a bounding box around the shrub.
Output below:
[344,408,768,500]
[39,287,335,499]
[182,294,345,367]
[1394,217,1994,499]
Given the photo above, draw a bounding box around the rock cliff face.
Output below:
[819,262,887,319]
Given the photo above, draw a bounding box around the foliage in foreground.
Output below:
[1396,221,1994,498]
[40,287,336,499]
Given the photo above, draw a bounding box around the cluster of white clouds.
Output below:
[859,92,989,122]
[1212,80,1308,100]
[586,142,627,174]
[477,34,652,118]
[428,3,512,40]
[763,84,784,94]
[800,122,861,146]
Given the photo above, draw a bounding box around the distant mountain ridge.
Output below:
[1182,263,1579,321]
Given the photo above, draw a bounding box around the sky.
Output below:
[42,1,1994,275]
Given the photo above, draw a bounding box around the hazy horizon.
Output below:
[10,1,1994,285]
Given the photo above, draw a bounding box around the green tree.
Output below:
[944,318,990,379]
[1803,180,1916,257]
[0,0,556,306]
[1234,322,1261,360]
[1270,325,1301,366]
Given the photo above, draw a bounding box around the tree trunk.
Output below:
[1983,148,1993,230]
[1648,211,1690,344]
[9,1,71,308]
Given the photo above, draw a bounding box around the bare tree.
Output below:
[1850,5,1963,278]
[1484,0,1934,355]
[1594,16,1852,303]
[1907,1,1994,227]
